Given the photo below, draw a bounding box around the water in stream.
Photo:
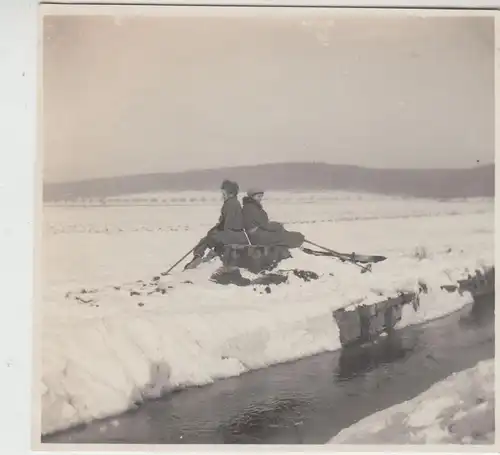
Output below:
[44,294,494,445]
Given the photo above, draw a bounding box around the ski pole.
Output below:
[304,239,345,258]
[161,247,196,276]
[304,239,372,273]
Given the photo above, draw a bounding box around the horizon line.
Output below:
[43,161,495,185]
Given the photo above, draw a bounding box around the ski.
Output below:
[301,247,387,264]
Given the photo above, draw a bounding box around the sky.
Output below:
[42,12,494,183]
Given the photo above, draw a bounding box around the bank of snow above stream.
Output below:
[41,246,492,436]
[329,359,495,444]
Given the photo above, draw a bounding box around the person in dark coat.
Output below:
[242,188,304,248]
[184,180,247,270]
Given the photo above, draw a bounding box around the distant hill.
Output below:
[43,162,495,201]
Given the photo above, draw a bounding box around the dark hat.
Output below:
[221,179,239,195]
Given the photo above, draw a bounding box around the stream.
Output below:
[44,294,494,444]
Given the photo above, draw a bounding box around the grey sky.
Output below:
[42,13,494,183]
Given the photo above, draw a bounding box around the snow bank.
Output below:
[41,254,488,436]
[42,268,340,435]
[329,359,494,444]
[41,198,494,436]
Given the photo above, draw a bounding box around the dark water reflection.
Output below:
[44,295,494,445]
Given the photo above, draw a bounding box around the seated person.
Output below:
[184,179,247,270]
[242,188,304,248]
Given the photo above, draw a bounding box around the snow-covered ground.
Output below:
[329,358,494,444]
[40,192,494,436]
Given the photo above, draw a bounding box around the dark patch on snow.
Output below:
[209,268,320,289]
[418,281,429,294]
[292,269,319,282]
[210,269,252,287]
[252,273,288,286]
[80,288,98,294]
[75,296,94,304]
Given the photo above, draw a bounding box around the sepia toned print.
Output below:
[38,5,495,447]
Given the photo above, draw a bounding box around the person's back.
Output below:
[243,188,304,248]
[220,194,244,231]
[184,180,245,269]
[242,189,282,233]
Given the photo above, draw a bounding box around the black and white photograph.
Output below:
[38,4,495,446]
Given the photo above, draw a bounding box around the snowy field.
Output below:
[329,358,494,444]
[40,192,494,436]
